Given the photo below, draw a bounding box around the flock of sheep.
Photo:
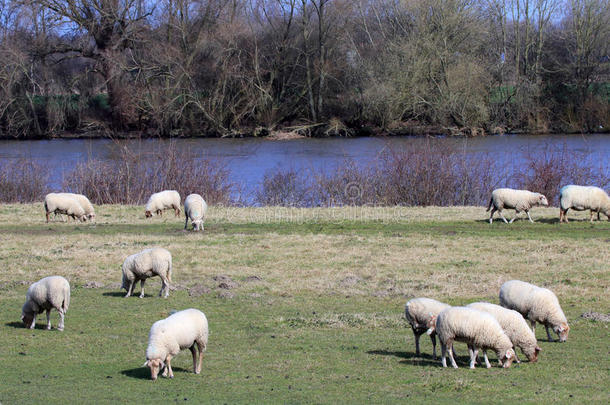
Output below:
[406,280,569,369]
[17,184,607,380]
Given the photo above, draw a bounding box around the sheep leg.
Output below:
[447,341,458,368]
[489,207,497,224]
[184,216,189,230]
[440,342,447,367]
[190,345,197,374]
[509,210,519,223]
[413,329,421,356]
[159,275,169,298]
[514,349,520,364]
[430,333,437,359]
[545,325,555,342]
[526,210,534,223]
[562,208,569,223]
[530,320,536,334]
[46,211,50,223]
[468,345,477,369]
[46,309,52,330]
[174,206,180,217]
[139,279,146,298]
[498,210,509,224]
[166,356,174,378]
[58,309,65,331]
[124,280,133,298]
[195,340,205,374]
[29,315,36,329]
[483,350,491,368]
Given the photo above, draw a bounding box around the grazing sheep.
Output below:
[427,306,516,369]
[467,302,541,364]
[121,248,172,298]
[145,190,181,218]
[405,298,451,359]
[499,280,569,342]
[184,194,208,231]
[21,276,70,331]
[144,308,208,380]
[559,185,610,223]
[44,193,87,223]
[57,193,96,221]
[487,188,549,224]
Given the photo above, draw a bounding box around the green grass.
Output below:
[0,205,608,403]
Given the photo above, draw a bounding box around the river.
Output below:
[1,134,609,194]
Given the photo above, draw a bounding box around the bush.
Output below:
[0,159,50,202]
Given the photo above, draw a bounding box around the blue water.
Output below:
[1,134,609,193]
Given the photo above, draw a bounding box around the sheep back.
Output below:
[22,276,70,320]
[57,193,95,219]
[145,190,181,215]
[44,193,86,220]
[490,188,547,211]
[146,308,208,360]
[560,185,610,215]
[184,194,208,230]
[122,248,172,286]
[405,298,451,332]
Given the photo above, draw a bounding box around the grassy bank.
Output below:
[0,205,608,403]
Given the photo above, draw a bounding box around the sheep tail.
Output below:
[486,197,493,212]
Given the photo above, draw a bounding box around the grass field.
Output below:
[0,204,608,404]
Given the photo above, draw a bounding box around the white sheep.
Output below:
[144,308,208,380]
[44,193,87,223]
[499,280,569,342]
[121,248,172,298]
[405,298,451,359]
[57,193,96,221]
[427,306,516,369]
[487,188,549,224]
[559,185,610,223]
[145,190,181,218]
[183,194,208,231]
[467,302,541,364]
[21,276,70,331]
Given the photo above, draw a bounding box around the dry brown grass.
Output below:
[0,204,607,310]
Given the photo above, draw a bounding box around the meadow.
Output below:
[0,204,608,404]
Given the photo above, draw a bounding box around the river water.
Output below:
[1,134,609,193]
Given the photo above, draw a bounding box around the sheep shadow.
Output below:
[121,366,191,380]
[101,292,155,298]
[5,321,58,330]
[368,349,475,367]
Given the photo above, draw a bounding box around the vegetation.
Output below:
[0,205,608,403]
[0,0,609,138]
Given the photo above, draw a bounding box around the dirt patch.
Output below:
[214,274,239,289]
[581,311,610,322]
[189,284,211,297]
[217,290,235,299]
[83,281,104,289]
[245,275,263,282]
[340,275,362,287]
[106,282,122,290]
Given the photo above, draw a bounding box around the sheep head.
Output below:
[500,348,515,368]
[554,323,569,342]
[145,210,153,218]
[144,359,165,381]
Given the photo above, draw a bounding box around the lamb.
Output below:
[427,306,516,369]
[499,280,569,342]
[57,193,96,221]
[145,190,181,218]
[121,248,172,298]
[405,298,451,359]
[487,188,549,224]
[44,193,87,223]
[559,185,610,223]
[21,276,70,331]
[467,302,541,363]
[183,193,208,231]
[144,308,208,380]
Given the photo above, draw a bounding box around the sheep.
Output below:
[57,193,96,221]
[499,280,569,342]
[467,302,541,364]
[21,276,70,331]
[405,298,451,359]
[487,188,549,224]
[427,306,516,369]
[559,185,610,223]
[121,248,172,298]
[44,193,87,223]
[183,193,208,231]
[144,308,208,380]
[145,190,181,218]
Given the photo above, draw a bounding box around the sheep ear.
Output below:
[535,346,541,353]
